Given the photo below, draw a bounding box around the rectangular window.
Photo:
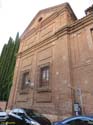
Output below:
[39,65,50,87]
[21,71,30,89]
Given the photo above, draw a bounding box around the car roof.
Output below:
[11,108,38,113]
[10,108,25,113]
[10,108,39,114]
[55,116,93,124]
[0,112,7,116]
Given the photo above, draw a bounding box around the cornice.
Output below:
[17,33,57,58]
[40,7,76,27]
[55,13,93,37]
[55,25,70,38]
[18,12,93,58]
[69,13,93,33]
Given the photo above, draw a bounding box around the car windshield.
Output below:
[24,109,42,117]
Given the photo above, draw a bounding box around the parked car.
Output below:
[53,116,93,125]
[6,108,51,125]
[0,111,8,124]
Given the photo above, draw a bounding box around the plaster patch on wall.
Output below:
[77,34,80,37]
[73,34,76,37]
[56,72,59,75]
[87,33,93,49]
[87,40,93,49]
[64,80,67,84]
[52,42,55,45]
[63,56,67,61]
[84,80,88,84]
[86,59,91,64]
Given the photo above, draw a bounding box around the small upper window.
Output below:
[38,17,43,22]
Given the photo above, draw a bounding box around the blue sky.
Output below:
[0,0,92,53]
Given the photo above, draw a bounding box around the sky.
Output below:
[0,0,92,54]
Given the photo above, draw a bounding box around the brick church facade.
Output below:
[7,3,93,121]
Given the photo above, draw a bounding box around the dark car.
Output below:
[6,108,51,125]
[53,116,93,125]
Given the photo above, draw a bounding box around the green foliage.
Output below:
[0,33,20,101]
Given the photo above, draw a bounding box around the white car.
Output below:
[6,108,51,125]
[0,111,8,124]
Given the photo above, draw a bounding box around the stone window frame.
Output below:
[37,62,52,92]
[39,65,49,87]
[19,69,31,94]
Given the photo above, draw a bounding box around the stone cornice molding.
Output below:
[18,13,93,58]
[70,13,93,33]
[40,6,76,28]
[18,35,56,58]
[56,13,93,37]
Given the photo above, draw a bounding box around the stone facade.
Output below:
[7,3,93,121]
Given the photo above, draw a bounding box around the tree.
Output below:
[0,33,20,101]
